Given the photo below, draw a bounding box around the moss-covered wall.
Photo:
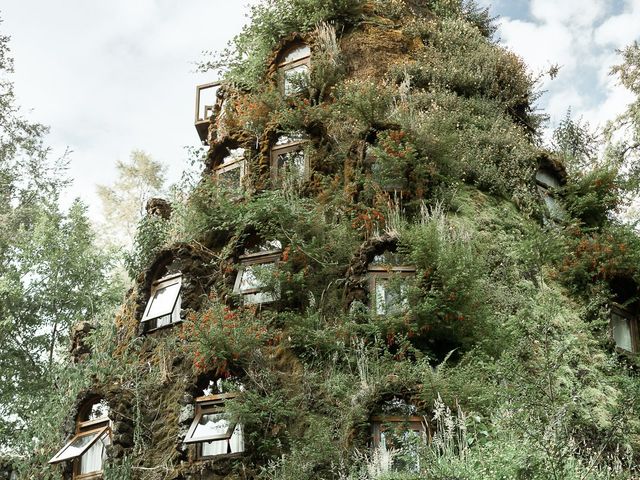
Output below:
[39,1,640,480]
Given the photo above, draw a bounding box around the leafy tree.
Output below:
[611,41,640,161]
[0,18,123,454]
[552,110,599,174]
[96,149,167,246]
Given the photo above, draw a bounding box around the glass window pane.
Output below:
[281,45,310,64]
[50,431,102,463]
[375,279,408,315]
[198,84,220,122]
[218,164,241,188]
[284,64,309,96]
[379,428,422,473]
[240,267,261,291]
[79,433,110,474]
[376,281,388,315]
[240,264,274,292]
[145,282,181,321]
[612,313,633,351]
[230,424,245,453]
[536,170,561,188]
[202,439,228,456]
[222,148,245,166]
[244,291,275,304]
[192,413,231,441]
[275,132,305,146]
[277,150,305,178]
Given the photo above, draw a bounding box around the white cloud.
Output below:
[1,0,258,218]
[594,0,640,48]
[498,18,575,78]
[530,0,610,26]
[493,0,637,140]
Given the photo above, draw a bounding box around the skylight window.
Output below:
[141,273,182,331]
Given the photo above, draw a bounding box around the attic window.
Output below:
[195,81,222,144]
[49,400,111,478]
[270,133,308,184]
[141,273,182,331]
[216,147,246,189]
[277,43,310,96]
[233,248,281,305]
[184,393,245,459]
[371,415,427,473]
[368,256,415,315]
[611,305,638,353]
[536,168,565,221]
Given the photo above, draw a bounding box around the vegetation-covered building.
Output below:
[30,1,640,479]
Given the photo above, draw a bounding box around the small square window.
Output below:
[270,134,308,185]
[141,273,182,331]
[216,148,246,190]
[184,394,245,459]
[368,266,415,315]
[233,251,280,305]
[277,44,310,96]
[371,415,427,473]
[611,306,638,353]
[49,400,111,478]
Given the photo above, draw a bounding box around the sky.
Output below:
[1,0,639,218]
[478,0,638,133]
[0,0,258,216]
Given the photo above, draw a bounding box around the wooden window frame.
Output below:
[270,139,309,183]
[371,415,428,448]
[367,266,416,315]
[195,81,222,144]
[141,273,182,332]
[277,45,311,96]
[184,393,244,460]
[215,156,247,189]
[49,408,111,479]
[233,250,281,305]
[371,415,428,473]
[611,304,639,354]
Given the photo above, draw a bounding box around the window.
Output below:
[366,139,409,192]
[141,273,182,331]
[215,147,246,189]
[372,415,427,473]
[277,44,310,96]
[270,133,308,184]
[536,169,566,221]
[233,249,281,305]
[368,257,415,315]
[195,81,222,144]
[184,393,245,459]
[611,305,638,353]
[49,400,111,479]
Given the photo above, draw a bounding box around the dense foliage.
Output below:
[10,1,640,480]
[0,17,124,466]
